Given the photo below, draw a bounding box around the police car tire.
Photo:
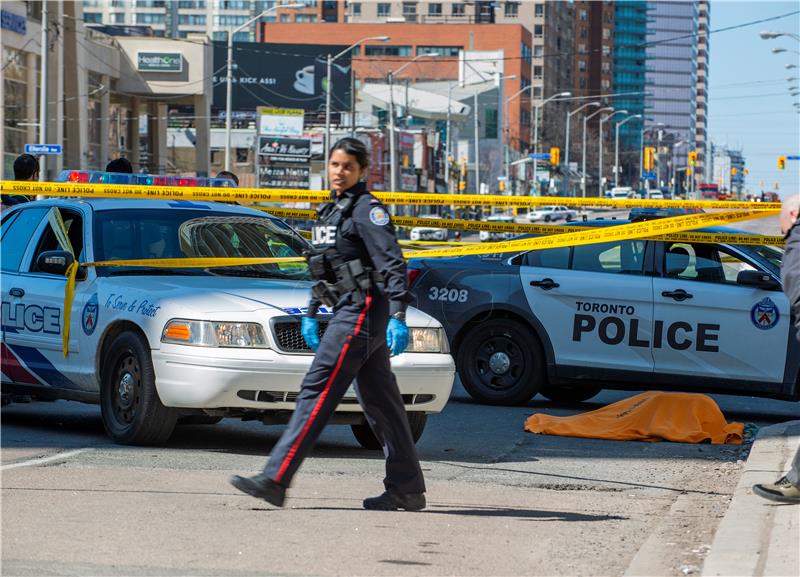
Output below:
[351,412,427,450]
[544,215,552,222]
[539,384,602,403]
[100,331,177,445]
[457,319,544,405]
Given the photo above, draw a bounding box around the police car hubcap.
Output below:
[118,373,134,402]
[489,352,511,375]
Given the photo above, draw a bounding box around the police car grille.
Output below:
[273,320,330,353]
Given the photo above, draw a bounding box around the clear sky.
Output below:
[707,0,800,199]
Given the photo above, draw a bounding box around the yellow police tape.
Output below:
[262,207,785,247]
[1,180,783,211]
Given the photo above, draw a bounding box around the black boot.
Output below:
[229,473,286,507]
[363,491,426,511]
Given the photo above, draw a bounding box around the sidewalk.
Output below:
[702,420,800,577]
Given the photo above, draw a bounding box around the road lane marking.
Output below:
[1,448,91,471]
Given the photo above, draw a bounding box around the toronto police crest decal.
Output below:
[750,297,779,330]
[82,293,99,336]
[369,206,390,226]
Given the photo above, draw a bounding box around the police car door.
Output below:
[2,207,87,389]
[653,242,786,389]
[519,239,655,376]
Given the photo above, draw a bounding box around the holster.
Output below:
[310,259,383,308]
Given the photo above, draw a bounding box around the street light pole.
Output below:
[531,91,571,195]
[564,101,600,195]
[225,3,302,172]
[323,36,390,189]
[38,0,48,181]
[598,110,627,196]
[504,84,534,193]
[614,114,642,187]
[581,107,613,198]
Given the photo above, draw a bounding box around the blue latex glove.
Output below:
[386,318,409,357]
[301,317,320,351]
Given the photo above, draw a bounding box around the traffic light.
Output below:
[778,155,786,170]
[688,151,697,167]
[731,167,737,176]
[643,147,655,171]
[498,179,506,192]
[458,180,466,192]
[744,168,749,176]
[460,157,467,177]
[550,147,560,166]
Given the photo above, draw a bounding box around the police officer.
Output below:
[1,154,38,209]
[230,137,426,511]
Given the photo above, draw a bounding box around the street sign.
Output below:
[528,153,551,160]
[24,144,62,155]
[643,171,656,180]
[787,155,800,160]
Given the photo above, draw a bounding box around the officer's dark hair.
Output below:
[216,170,239,186]
[330,137,369,170]
[106,157,133,174]
[13,154,39,181]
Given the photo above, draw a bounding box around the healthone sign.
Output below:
[137,52,183,73]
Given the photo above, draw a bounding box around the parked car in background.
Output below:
[410,215,448,242]
[479,214,517,242]
[527,206,578,223]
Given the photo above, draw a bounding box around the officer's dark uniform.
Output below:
[262,181,426,497]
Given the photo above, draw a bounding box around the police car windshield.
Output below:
[93,209,310,280]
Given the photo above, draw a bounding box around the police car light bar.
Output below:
[55,170,237,188]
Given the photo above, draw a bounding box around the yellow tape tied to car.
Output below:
[48,206,776,357]
[0,180,782,211]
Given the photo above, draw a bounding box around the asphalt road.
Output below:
[2,376,798,577]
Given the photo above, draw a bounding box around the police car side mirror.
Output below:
[737,270,780,291]
[36,250,74,276]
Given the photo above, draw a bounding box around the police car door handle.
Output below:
[9,288,24,298]
[530,278,559,290]
[661,289,693,301]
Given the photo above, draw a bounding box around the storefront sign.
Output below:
[137,52,183,73]
[1,10,26,35]
[258,165,310,189]
[259,137,311,164]
[258,107,305,137]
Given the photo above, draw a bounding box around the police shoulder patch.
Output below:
[369,206,390,226]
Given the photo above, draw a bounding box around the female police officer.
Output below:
[230,137,426,511]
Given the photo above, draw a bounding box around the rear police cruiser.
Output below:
[1,171,454,446]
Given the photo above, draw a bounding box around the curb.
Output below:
[702,420,800,577]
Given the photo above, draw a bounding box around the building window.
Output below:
[221,0,250,9]
[602,45,610,56]
[452,2,465,16]
[178,14,206,25]
[365,45,412,57]
[351,2,361,16]
[602,27,611,40]
[428,3,442,16]
[533,65,542,79]
[113,12,125,23]
[534,24,543,38]
[280,13,290,22]
[534,3,544,17]
[84,12,102,23]
[578,61,587,72]
[295,14,317,22]
[533,45,543,58]
[136,13,165,24]
[377,2,391,17]
[403,2,417,17]
[601,79,610,89]
[577,43,586,53]
[579,9,587,21]
[136,0,165,7]
[601,61,610,72]
[417,46,461,56]
[485,108,498,139]
[178,0,206,8]
[579,27,588,38]
[504,2,519,17]
[533,86,543,98]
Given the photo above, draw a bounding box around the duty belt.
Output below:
[311,259,383,308]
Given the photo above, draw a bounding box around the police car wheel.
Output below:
[457,319,544,405]
[540,384,602,403]
[544,215,552,222]
[351,412,427,450]
[100,331,177,445]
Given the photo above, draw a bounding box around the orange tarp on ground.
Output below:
[524,391,744,445]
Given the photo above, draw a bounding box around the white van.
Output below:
[606,187,635,200]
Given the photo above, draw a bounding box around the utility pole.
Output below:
[39,0,49,181]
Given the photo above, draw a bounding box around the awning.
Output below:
[360,84,471,121]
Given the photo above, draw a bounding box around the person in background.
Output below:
[1,154,39,209]
[216,170,239,186]
[752,193,800,504]
[105,157,133,174]
[230,137,425,511]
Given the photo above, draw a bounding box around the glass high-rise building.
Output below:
[613,0,648,149]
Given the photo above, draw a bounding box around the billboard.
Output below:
[257,107,304,137]
[212,41,352,114]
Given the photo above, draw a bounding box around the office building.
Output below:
[695,0,710,182]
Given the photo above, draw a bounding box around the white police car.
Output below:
[409,220,796,405]
[1,174,454,446]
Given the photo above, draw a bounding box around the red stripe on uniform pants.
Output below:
[274,293,373,484]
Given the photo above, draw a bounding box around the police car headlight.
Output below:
[161,319,268,348]
[406,327,449,353]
